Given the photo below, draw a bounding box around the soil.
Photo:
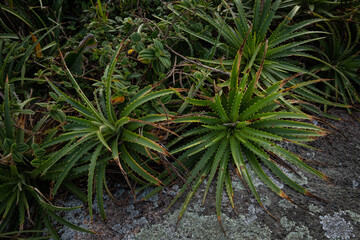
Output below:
[58,109,360,240]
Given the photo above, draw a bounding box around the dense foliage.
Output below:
[0,0,359,238]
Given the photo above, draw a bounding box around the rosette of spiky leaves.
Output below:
[161,0,350,117]
[307,21,360,108]
[34,44,174,221]
[0,78,93,239]
[278,0,342,18]
[167,0,325,81]
[148,50,329,228]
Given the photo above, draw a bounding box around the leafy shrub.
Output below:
[138,39,171,75]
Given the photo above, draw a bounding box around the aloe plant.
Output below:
[167,0,325,81]
[308,21,360,108]
[279,0,351,18]
[146,47,329,229]
[0,78,93,239]
[35,44,175,221]
[159,0,351,117]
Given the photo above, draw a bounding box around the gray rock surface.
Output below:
[58,110,360,240]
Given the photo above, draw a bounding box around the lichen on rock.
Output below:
[135,206,272,240]
[280,217,296,231]
[320,211,355,239]
[285,226,313,240]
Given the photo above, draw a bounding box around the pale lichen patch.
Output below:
[285,226,313,240]
[280,217,296,231]
[320,211,355,239]
[261,196,272,207]
[344,210,360,225]
[134,207,272,240]
[309,204,323,214]
[278,199,297,210]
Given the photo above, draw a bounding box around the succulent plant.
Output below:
[147,45,329,229]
